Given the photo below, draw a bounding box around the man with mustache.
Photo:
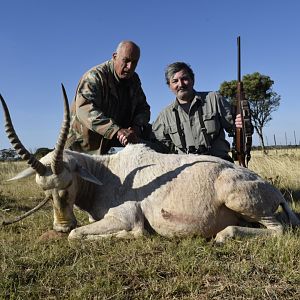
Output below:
[66,40,151,154]
[152,62,243,162]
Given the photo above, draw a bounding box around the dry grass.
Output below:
[249,148,300,204]
[1,151,300,299]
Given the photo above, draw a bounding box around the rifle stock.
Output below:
[233,36,252,167]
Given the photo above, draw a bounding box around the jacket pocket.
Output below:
[202,113,220,135]
[166,125,183,148]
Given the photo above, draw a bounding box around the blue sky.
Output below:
[0,0,299,150]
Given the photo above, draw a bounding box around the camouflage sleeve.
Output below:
[75,70,120,139]
[131,77,151,127]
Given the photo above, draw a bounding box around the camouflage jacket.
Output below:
[66,60,151,154]
[152,91,234,160]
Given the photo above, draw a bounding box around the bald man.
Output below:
[67,41,151,154]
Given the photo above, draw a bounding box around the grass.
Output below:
[250,148,300,205]
[1,150,300,299]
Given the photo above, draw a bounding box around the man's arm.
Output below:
[216,93,235,132]
[75,71,120,140]
[151,115,174,153]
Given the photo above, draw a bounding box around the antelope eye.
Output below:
[58,190,68,199]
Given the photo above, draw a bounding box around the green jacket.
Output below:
[66,60,151,154]
[152,91,234,160]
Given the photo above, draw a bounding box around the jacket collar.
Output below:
[172,91,203,111]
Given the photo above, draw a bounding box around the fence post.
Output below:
[274,134,277,154]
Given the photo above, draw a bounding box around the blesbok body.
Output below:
[1,87,299,243]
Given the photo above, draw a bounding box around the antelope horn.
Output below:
[51,84,70,175]
[0,94,47,175]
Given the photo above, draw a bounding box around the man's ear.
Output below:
[112,52,117,60]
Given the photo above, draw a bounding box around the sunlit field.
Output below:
[1,149,300,299]
[250,148,300,202]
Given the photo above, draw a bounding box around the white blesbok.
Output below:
[1,86,299,243]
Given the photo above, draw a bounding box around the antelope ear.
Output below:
[75,165,103,186]
[7,167,36,181]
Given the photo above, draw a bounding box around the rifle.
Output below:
[232,36,252,167]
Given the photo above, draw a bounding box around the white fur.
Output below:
[34,143,299,242]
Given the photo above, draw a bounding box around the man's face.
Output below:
[169,69,194,102]
[113,43,140,79]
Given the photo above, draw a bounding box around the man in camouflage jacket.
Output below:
[66,41,151,154]
[152,62,243,162]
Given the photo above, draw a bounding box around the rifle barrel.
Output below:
[237,36,241,82]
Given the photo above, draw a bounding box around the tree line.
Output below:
[219,72,280,152]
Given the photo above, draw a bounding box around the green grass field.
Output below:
[1,149,300,299]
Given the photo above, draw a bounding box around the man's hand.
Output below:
[117,127,139,146]
[235,114,243,129]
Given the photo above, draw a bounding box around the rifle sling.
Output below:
[174,108,187,151]
[241,99,253,166]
